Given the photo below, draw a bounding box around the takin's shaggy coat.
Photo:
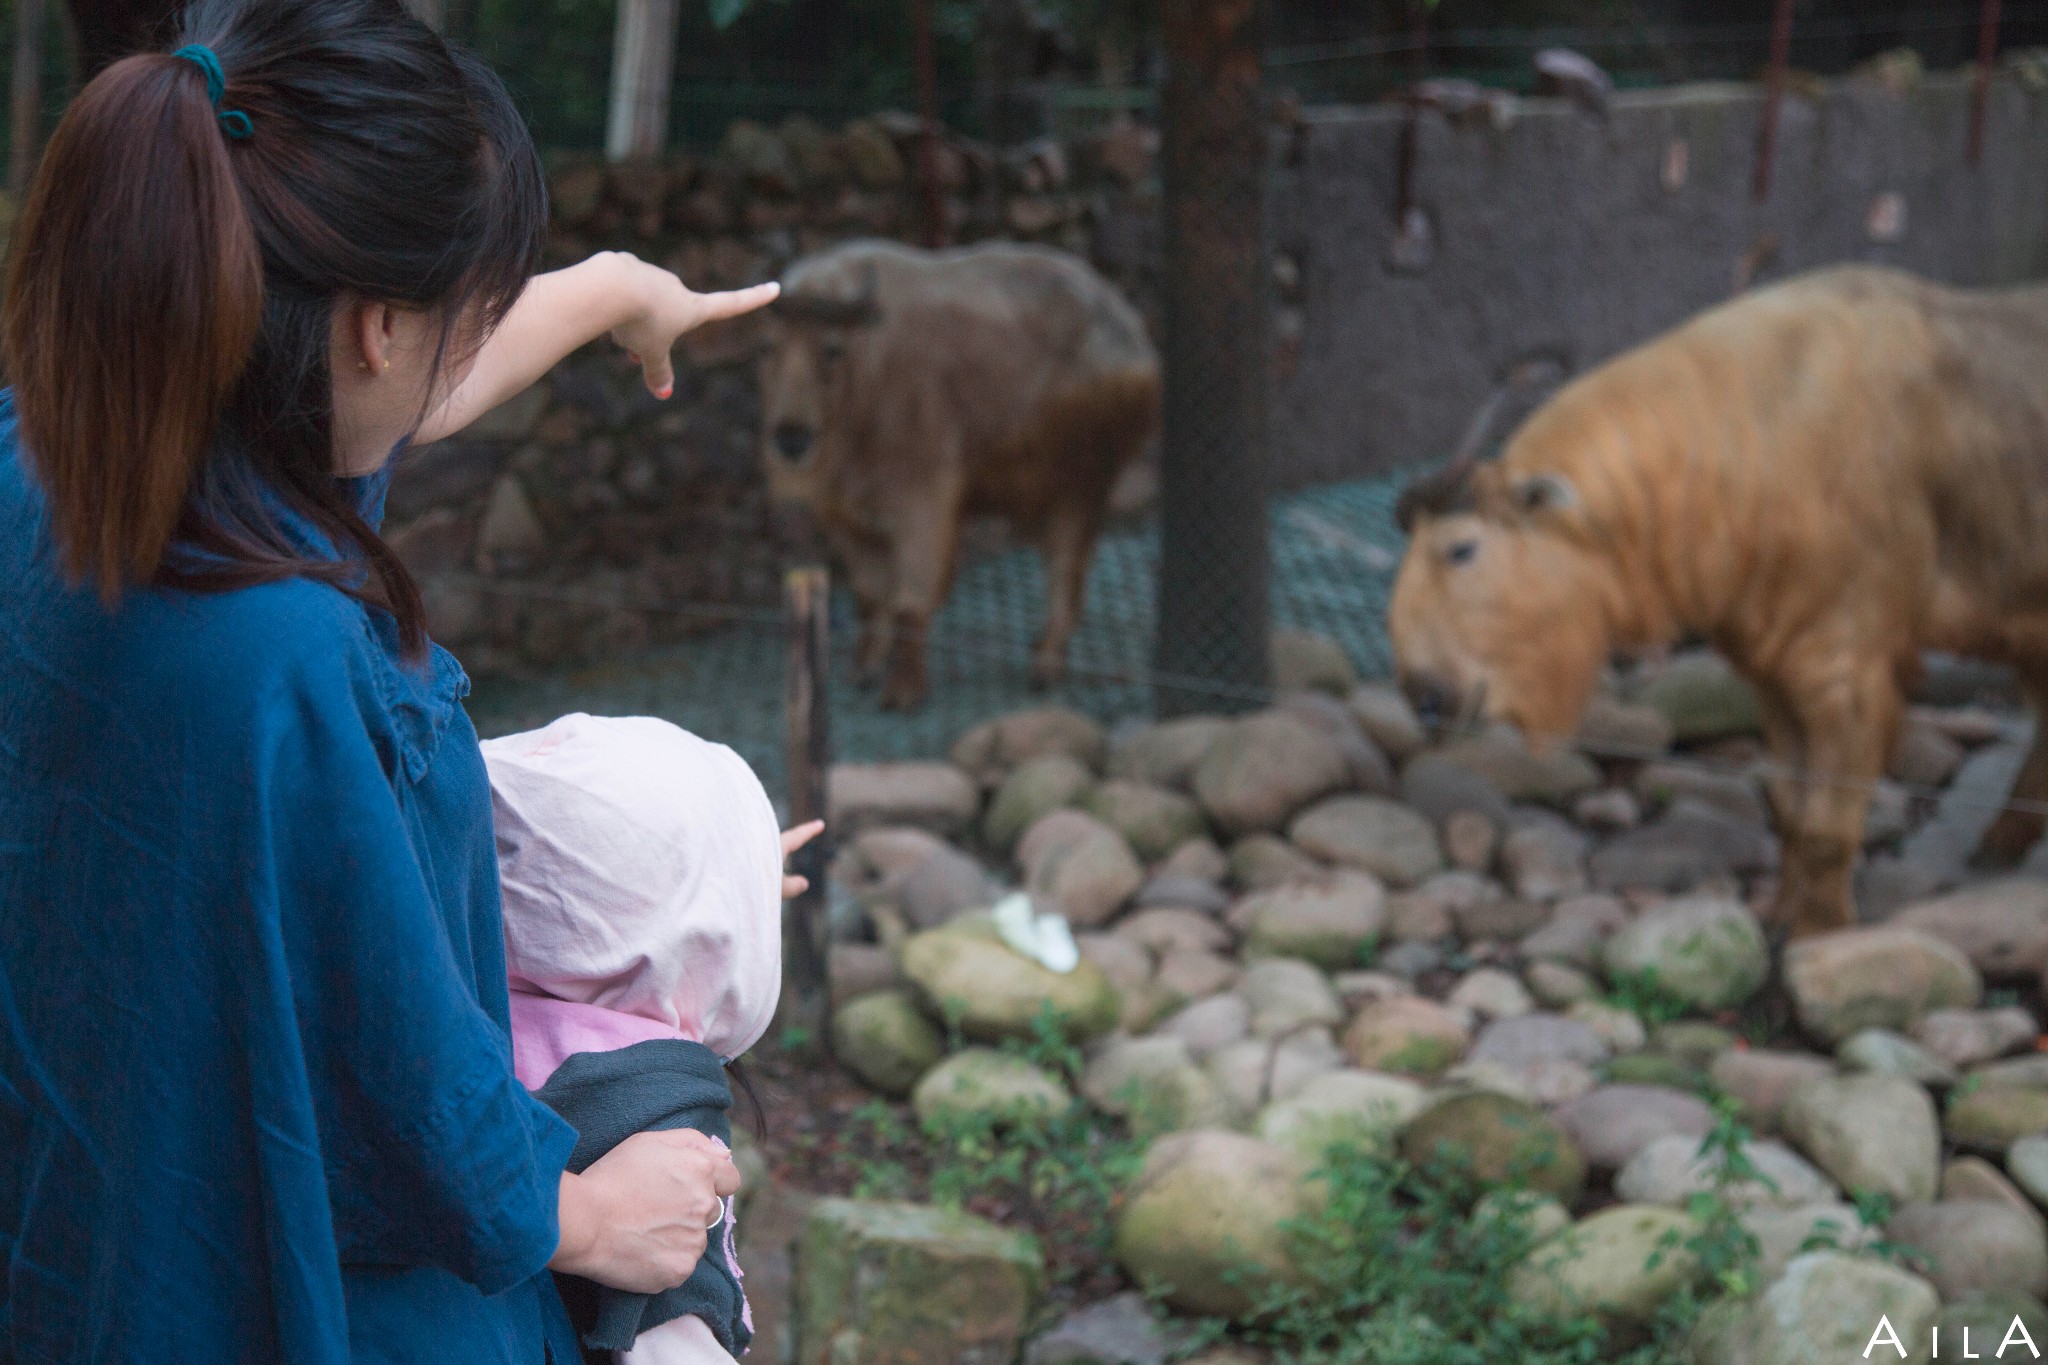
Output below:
[759,239,1159,709]
[1389,265,2048,938]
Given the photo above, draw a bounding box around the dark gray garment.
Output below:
[535,1039,750,1357]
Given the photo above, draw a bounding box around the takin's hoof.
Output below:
[878,669,929,712]
[1766,890,1856,942]
[1027,654,1067,693]
[1973,809,2046,867]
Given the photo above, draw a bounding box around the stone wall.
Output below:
[390,53,2048,671]
[1270,56,2048,485]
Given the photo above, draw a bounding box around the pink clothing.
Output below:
[507,990,694,1092]
[484,713,783,1360]
[480,713,785,1089]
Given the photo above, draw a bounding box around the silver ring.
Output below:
[705,1196,729,1230]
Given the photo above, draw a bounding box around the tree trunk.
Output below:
[1153,0,1271,716]
[605,0,679,163]
[11,0,43,197]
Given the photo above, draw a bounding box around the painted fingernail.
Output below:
[656,384,673,399]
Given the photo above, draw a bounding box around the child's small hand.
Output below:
[611,256,780,400]
[780,820,825,900]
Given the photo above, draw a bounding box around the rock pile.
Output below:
[798,649,2048,1362]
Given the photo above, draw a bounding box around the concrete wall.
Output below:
[1267,68,2048,486]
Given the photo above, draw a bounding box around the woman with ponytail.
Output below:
[0,2,781,1360]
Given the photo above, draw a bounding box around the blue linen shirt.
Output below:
[0,393,583,1364]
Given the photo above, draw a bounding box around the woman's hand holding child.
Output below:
[549,1128,741,1294]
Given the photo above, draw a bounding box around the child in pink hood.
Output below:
[482,713,816,1365]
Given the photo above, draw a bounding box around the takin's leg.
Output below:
[1751,680,1810,924]
[1976,672,2048,864]
[1768,659,1901,938]
[837,535,895,687]
[878,472,966,712]
[1030,499,1105,690]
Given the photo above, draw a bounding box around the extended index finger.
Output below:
[694,281,781,325]
[781,819,825,857]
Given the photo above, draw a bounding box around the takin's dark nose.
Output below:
[772,422,815,461]
[1399,670,1461,731]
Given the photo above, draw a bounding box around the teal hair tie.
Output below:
[172,44,252,140]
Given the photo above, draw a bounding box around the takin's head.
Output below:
[756,261,883,507]
[1388,449,1625,744]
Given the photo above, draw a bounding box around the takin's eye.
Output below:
[1443,538,1479,566]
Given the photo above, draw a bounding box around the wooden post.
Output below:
[1752,0,1795,203]
[606,0,681,164]
[1970,0,2003,166]
[9,0,42,199]
[782,567,832,1049]
[912,0,947,248]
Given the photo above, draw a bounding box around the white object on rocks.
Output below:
[990,891,1080,973]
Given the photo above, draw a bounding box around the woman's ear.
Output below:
[360,300,398,376]
[336,297,395,377]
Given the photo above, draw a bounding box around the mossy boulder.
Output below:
[795,1198,1045,1365]
[1508,1205,1697,1324]
[901,917,1120,1043]
[911,1049,1071,1130]
[1397,1091,1586,1203]
[1112,1131,1314,1318]
[832,989,946,1097]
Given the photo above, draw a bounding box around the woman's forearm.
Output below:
[416,253,653,444]
[414,252,778,447]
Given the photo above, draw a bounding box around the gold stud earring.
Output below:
[382,359,391,373]
[356,360,370,372]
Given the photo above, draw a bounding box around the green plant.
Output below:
[1000,1002,1084,1083]
[1660,1096,1767,1301]
[1602,965,1693,1028]
[1215,1108,1766,1364]
[920,1099,1148,1283]
[1843,1189,1933,1274]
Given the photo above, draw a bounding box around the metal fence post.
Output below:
[1752,0,1795,203]
[9,0,42,199]
[1154,0,1273,718]
[782,566,832,1049]
[1970,0,2004,166]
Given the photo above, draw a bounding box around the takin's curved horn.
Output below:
[772,262,881,326]
[1395,346,1572,534]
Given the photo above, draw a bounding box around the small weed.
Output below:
[1000,1002,1085,1083]
[1602,966,1694,1028]
[1205,1101,1766,1363]
[1845,1189,1934,1274]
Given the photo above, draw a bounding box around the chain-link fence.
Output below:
[459,467,1410,806]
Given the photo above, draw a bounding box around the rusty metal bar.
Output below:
[912,0,947,248]
[1752,0,1795,203]
[9,0,42,199]
[1970,0,2004,166]
[781,566,832,1048]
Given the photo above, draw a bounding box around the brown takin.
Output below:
[759,239,1159,709]
[1389,265,2048,939]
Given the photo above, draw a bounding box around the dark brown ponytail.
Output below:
[4,53,263,597]
[0,0,546,659]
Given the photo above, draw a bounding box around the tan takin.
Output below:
[1389,265,2048,939]
[759,239,1160,710]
